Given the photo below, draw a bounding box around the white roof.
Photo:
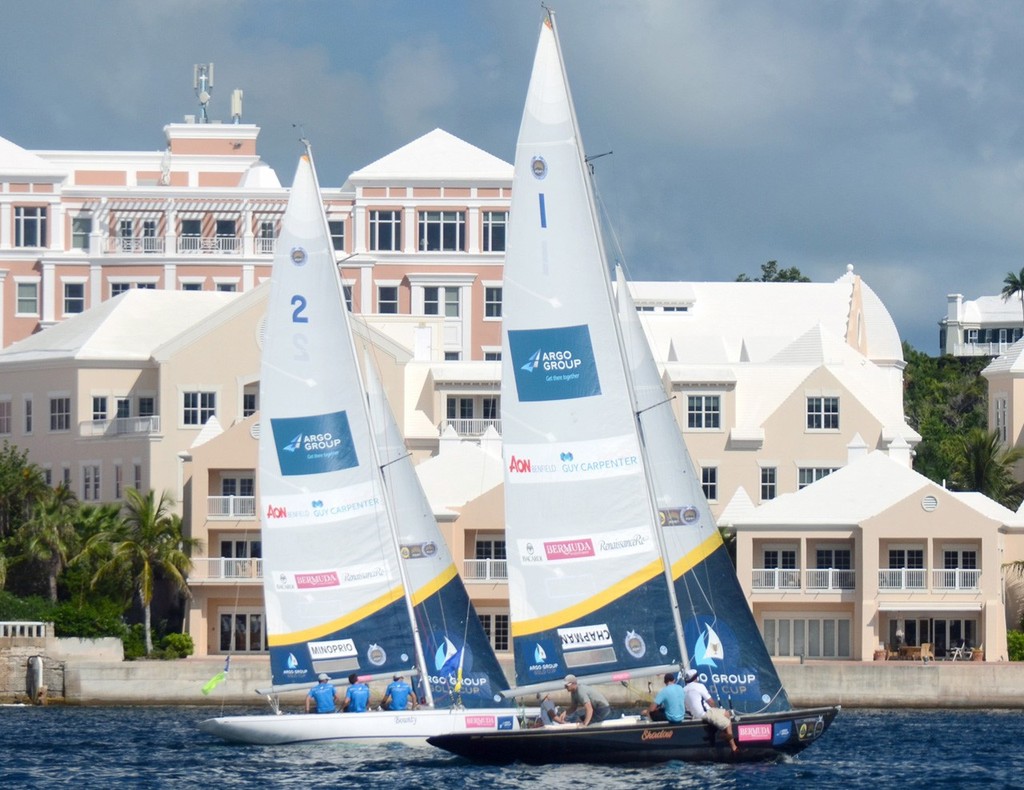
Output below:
[0,290,237,364]
[728,451,1013,526]
[414,438,504,516]
[982,337,1024,375]
[239,161,282,189]
[350,128,512,182]
[0,134,66,178]
[960,294,1023,323]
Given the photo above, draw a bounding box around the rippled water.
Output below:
[2,706,1022,788]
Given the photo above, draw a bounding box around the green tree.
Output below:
[86,489,199,655]
[0,441,47,540]
[736,260,811,283]
[948,428,1024,508]
[1001,267,1024,328]
[16,484,79,602]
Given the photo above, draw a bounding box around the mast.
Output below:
[302,142,435,708]
[545,9,691,670]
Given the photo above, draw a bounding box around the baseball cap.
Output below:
[393,674,403,681]
[564,674,577,685]
[684,668,698,682]
[318,673,329,681]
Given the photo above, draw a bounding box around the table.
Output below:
[899,645,922,660]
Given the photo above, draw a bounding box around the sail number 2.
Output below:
[290,294,310,361]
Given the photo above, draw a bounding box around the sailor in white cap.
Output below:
[306,672,340,714]
[682,667,738,753]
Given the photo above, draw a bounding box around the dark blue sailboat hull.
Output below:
[428,705,839,764]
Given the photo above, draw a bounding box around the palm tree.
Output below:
[18,484,79,602]
[87,489,199,655]
[1001,268,1024,330]
[949,427,1024,508]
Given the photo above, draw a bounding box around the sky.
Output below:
[4,0,1024,355]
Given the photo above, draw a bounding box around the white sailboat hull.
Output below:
[199,707,524,745]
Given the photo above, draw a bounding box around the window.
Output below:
[215,282,237,293]
[83,464,100,501]
[243,391,258,417]
[183,391,216,426]
[798,467,838,489]
[0,401,10,435]
[806,396,839,430]
[687,395,720,429]
[111,283,131,297]
[418,210,466,252]
[485,287,502,318]
[64,282,85,315]
[701,466,718,501]
[478,613,510,652]
[444,351,461,361]
[50,397,71,432]
[995,397,1008,442]
[15,206,47,247]
[763,549,797,569]
[92,396,108,421]
[483,211,507,252]
[62,466,71,486]
[762,615,851,659]
[72,217,92,250]
[141,219,158,252]
[16,282,38,315]
[181,218,201,237]
[219,610,267,653]
[483,397,498,421]
[328,220,345,252]
[115,398,130,419]
[760,467,777,501]
[448,397,473,421]
[138,397,155,418]
[378,286,399,314]
[182,281,203,291]
[114,465,123,499]
[215,219,236,238]
[369,210,401,251]
[119,218,133,240]
[24,398,32,433]
[816,548,851,570]
[484,351,501,361]
[133,463,142,491]
[424,286,460,317]
[44,468,52,486]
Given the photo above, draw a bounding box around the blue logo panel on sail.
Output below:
[508,325,601,402]
[271,410,358,476]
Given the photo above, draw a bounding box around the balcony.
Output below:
[207,496,257,519]
[463,559,508,582]
[256,237,276,254]
[752,568,801,590]
[439,418,502,437]
[79,415,161,437]
[932,568,980,591]
[805,568,855,590]
[178,236,241,254]
[878,568,927,590]
[189,557,263,583]
[108,237,165,254]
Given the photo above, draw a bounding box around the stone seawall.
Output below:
[4,655,1021,709]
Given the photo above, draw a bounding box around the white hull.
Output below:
[199,707,524,745]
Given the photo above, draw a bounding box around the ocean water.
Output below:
[2,706,1022,789]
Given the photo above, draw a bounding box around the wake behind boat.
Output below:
[199,151,521,745]
[426,10,838,764]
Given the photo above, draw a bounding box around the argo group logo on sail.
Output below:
[271,410,358,476]
[507,324,601,402]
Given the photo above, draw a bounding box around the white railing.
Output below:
[109,237,165,254]
[256,237,276,254]
[932,568,981,590]
[79,416,161,437]
[805,568,855,590]
[751,568,801,590]
[178,236,242,254]
[878,568,927,590]
[948,341,1011,357]
[439,418,502,437]
[189,557,263,581]
[207,496,257,519]
[463,559,508,582]
[0,621,49,638]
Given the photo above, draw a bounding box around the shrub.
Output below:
[50,599,126,639]
[1008,630,1024,662]
[159,632,194,659]
[122,623,150,660]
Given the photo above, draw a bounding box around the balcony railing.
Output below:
[463,559,508,582]
[79,416,161,437]
[878,568,927,590]
[178,236,242,254]
[207,496,257,519]
[752,568,801,590]
[189,557,263,582]
[805,568,855,590]
[256,237,276,254]
[932,568,981,590]
[109,237,165,254]
[948,341,1012,357]
[439,418,502,437]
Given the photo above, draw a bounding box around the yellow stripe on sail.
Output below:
[409,563,458,606]
[510,531,727,638]
[268,585,406,646]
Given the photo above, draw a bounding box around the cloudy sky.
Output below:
[4,0,1024,354]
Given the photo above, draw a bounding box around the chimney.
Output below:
[887,435,912,468]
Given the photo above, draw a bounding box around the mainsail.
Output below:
[501,11,791,713]
[259,154,509,707]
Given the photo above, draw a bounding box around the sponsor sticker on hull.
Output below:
[737,723,772,743]
[508,325,601,402]
[271,410,358,476]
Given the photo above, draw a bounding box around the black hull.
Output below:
[428,705,839,765]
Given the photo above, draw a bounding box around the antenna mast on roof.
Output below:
[193,63,214,123]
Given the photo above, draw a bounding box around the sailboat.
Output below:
[426,11,839,763]
[199,151,522,745]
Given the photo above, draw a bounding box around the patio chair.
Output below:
[948,641,967,661]
[919,642,934,662]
